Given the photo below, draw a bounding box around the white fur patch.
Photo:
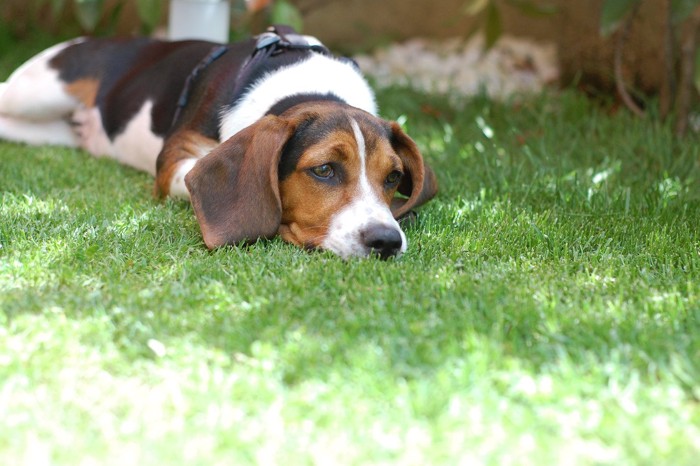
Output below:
[112,100,164,174]
[321,118,407,258]
[169,158,197,198]
[352,118,367,166]
[219,53,377,141]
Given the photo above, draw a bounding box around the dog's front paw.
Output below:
[71,107,112,157]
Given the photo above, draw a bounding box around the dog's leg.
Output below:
[0,114,77,146]
[0,76,76,146]
[0,80,77,146]
[155,130,219,198]
[0,40,84,147]
[0,40,83,120]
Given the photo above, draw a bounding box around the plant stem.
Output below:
[674,6,700,136]
[614,1,645,118]
[660,0,676,121]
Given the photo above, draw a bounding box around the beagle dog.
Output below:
[0,26,437,259]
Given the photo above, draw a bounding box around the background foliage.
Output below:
[599,0,700,134]
[3,0,301,37]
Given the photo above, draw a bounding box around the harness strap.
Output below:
[171,44,229,128]
[171,26,347,128]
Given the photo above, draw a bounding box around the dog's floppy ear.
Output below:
[390,122,438,219]
[185,115,295,249]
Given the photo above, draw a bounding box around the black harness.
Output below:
[171,44,228,127]
[251,26,332,58]
[171,26,334,127]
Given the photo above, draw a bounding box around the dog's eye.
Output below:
[385,170,403,187]
[310,164,335,179]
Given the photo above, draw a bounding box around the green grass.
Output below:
[2,35,700,465]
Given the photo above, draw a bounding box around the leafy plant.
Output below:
[601,0,700,136]
[23,0,160,33]
[270,0,304,33]
[3,0,304,38]
[463,0,557,48]
[133,0,162,33]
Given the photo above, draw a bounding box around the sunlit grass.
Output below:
[2,36,700,464]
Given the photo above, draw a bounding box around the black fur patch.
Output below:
[267,93,345,117]
[51,38,218,138]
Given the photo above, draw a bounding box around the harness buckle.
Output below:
[255,32,281,50]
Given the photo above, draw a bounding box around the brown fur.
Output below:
[278,129,359,248]
[278,115,405,248]
[155,130,218,197]
[65,78,99,108]
[390,121,438,218]
[185,101,437,249]
[185,116,295,248]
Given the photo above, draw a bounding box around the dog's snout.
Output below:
[361,224,403,259]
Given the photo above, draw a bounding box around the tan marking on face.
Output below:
[365,136,404,204]
[278,129,358,248]
[277,111,404,251]
[65,78,99,108]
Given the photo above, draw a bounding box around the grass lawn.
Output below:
[2,34,700,465]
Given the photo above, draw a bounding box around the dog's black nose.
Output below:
[361,225,403,259]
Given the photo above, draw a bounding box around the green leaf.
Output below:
[484,2,502,49]
[463,0,490,16]
[135,0,162,33]
[693,45,700,94]
[51,0,67,19]
[271,0,303,32]
[74,0,105,31]
[504,0,557,17]
[600,0,641,36]
[671,0,700,24]
[103,1,126,35]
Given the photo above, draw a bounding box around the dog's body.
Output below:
[0,27,436,258]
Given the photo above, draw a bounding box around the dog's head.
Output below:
[184,102,437,259]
